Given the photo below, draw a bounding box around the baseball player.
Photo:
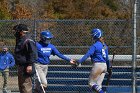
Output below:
[35,30,76,92]
[77,28,111,93]
[0,46,15,93]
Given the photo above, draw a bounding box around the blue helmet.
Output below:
[91,28,103,39]
[40,30,53,39]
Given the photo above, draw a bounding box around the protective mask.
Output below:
[41,36,51,44]
[44,39,51,44]
[14,32,20,38]
[2,50,7,53]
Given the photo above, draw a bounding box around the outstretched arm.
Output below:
[52,45,72,61]
[52,46,78,66]
[78,45,95,63]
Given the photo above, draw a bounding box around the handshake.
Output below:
[70,59,81,68]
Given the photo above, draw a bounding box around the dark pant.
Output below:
[18,65,32,93]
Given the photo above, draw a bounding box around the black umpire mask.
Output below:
[14,31,20,38]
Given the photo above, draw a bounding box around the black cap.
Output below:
[13,24,28,32]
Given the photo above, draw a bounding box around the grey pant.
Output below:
[1,68,9,90]
[88,63,107,89]
[35,63,48,87]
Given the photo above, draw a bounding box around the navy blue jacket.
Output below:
[0,52,15,70]
[14,35,38,66]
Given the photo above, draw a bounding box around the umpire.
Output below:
[13,24,38,93]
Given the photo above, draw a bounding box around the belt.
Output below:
[35,62,48,65]
[94,61,106,63]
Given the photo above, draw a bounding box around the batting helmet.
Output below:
[40,30,53,39]
[91,28,103,39]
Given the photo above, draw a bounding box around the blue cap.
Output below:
[91,28,103,39]
[40,30,53,39]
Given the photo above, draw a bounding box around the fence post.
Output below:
[132,0,137,93]
[33,19,37,41]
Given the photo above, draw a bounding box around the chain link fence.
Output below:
[0,19,136,92]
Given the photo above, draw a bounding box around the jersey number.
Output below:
[102,49,106,59]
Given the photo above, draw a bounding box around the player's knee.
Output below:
[41,80,47,88]
[42,83,47,88]
[42,82,48,88]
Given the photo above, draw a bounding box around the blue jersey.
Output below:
[0,52,15,70]
[36,41,71,64]
[78,41,110,67]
